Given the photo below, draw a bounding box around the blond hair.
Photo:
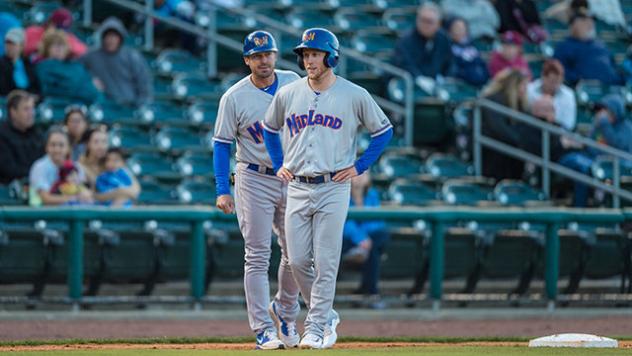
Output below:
[482,69,528,111]
[39,29,69,59]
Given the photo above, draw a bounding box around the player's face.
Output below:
[245,51,277,79]
[302,49,328,80]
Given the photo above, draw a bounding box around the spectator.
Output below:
[50,160,92,205]
[545,0,626,29]
[35,29,102,104]
[519,95,569,162]
[152,0,198,53]
[24,8,87,59]
[441,0,499,40]
[527,59,577,130]
[558,94,632,206]
[0,28,40,96]
[29,126,92,206]
[553,8,624,86]
[446,17,489,87]
[80,17,153,108]
[63,105,89,160]
[620,45,632,85]
[480,69,530,180]
[488,31,531,78]
[341,172,389,309]
[95,148,138,207]
[392,2,453,94]
[0,90,44,184]
[0,12,21,56]
[492,0,547,43]
[78,125,109,188]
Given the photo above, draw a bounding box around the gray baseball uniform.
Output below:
[263,76,392,337]
[213,69,301,334]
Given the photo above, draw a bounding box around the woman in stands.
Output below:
[35,29,102,104]
[78,125,140,204]
[28,126,92,206]
[63,105,89,161]
[480,68,530,180]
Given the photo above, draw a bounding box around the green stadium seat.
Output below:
[0,226,49,288]
[176,179,216,205]
[187,101,219,127]
[109,126,154,152]
[377,150,425,178]
[591,156,632,181]
[494,180,547,206]
[387,178,440,206]
[37,98,82,125]
[286,8,336,30]
[424,153,473,180]
[155,127,207,154]
[380,227,425,280]
[442,179,495,206]
[172,74,224,101]
[155,49,204,77]
[0,96,6,121]
[335,9,383,33]
[439,78,478,102]
[127,152,181,182]
[575,80,625,105]
[382,8,415,33]
[136,100,188,126]
[0,184,23,205]
[89,102,135,125]
[351,31,396,56]
[137,179,179,205]
[176,152,213,178]
[373,0,417,10]
[24,1,65,25]
[154,77,175,100]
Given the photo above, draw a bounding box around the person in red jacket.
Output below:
[488,30,531,78]
[24,8,86,60]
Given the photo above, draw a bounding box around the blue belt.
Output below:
[294,172,336,184]
[246,163,276,176]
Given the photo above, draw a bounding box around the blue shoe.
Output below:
[268,301,300,348]
[255,328,284,350]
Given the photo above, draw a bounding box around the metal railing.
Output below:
[1,206,628,311]
[473,98,632,208]
[82,0,415,145]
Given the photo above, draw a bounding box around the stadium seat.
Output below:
[379,227,425,280]
[286,8,336,30]
[155,127,207,154]
[187,101,219,128]
[127,152,181,182]
[591,156,632,181]
[176,179,216,205]
[0,184,23,205]
[387,178,440,206]
[172,74,224,101]
[493,180,548,206]
[0,96,6,121]
[424,153,473,181]
[575,80,625,105]
[137,179,179,205]
[442,179,495,206]
[136,100,188,126]
[382,8,416,34]
[373,0,417,10]
[439,78,479,102]
[176,152,214,178]
[89,102,135,125]
[155,49,204,77]
[109,126,154,152]
[351,31,396,56]
[153,77,175,100]
[37,98,80,125]
[376,149,425,178]
[335,9,383,33]
[24,1,66,25]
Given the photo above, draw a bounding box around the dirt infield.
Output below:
[3,316,632,341]
[2,341,632,352]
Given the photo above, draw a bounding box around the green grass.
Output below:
[3,347,631,355]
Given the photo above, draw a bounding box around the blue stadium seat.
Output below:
[176,152,213,178]
[286,8,336,30]
[335,9,383,33]
[24,1,67,25]
[575,80,625,105]
[177,179,216,205]
[109,126,154,152]
[591,156,632,181]
[382,8,415,33]
[89,102,135,125]
[155,127,207,154]
[187,101,219,127]
[424,153,473,181]
[137,178,179,205]
[37,98,81,125]
[376,149,425,178]
[351,31,396,56]
[155,49,204,77]
[387,178,440,206]
[172,74,224,101]
[442,179,495,206]
[127,152,181,182]
[0,184,23,205]
[493,180,547,206]
[135,100,188,126]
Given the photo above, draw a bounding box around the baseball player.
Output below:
[213,30,301,350]
[263,28,393,349]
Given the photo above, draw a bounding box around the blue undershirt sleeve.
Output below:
[213,141,232,196]
[263,129,284,173]
[354,127,393,175]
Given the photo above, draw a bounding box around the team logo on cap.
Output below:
[253,35,269,47]
[303,32,315,41]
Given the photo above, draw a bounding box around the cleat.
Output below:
[255,328,285,350]
[269,301,300,348]
[299,333,323,349]
[322,309,340,349]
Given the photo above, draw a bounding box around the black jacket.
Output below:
[0,55,40,96]
[493,0,541,36]
[392,28,454,79]
[0,120,44,184]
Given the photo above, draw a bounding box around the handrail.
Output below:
[474,98,632,208]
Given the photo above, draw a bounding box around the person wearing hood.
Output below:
[558,93,632,206]
[80,17,152,108]
[553,8,623,86]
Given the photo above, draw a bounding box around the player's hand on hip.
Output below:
[216,194,235,214]
[276,167,294,183]
[333,166,358,183]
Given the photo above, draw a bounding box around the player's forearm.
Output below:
[213,141,232,196]
[263,128,284,173]
[354,127,393,174]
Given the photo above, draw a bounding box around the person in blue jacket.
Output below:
[341,172,390,308]
[446,17,489,87]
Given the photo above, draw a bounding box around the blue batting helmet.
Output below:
[293,28,339,70]
[243,30,278,57]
